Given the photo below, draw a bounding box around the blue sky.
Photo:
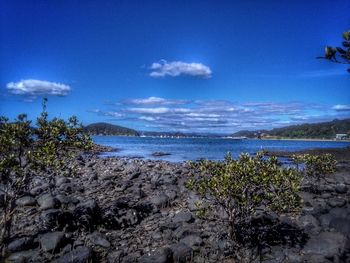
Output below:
[1,0,349,133]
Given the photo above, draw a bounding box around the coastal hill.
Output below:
[232,118,350,139]
[84,122,139,136]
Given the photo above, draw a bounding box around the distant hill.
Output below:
[84,122,139,136]
[231,119,350,139]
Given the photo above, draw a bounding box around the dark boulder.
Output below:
[139,247,173,263]
[73,200,99,231]
[7,236,37,253]
[53,246,92,263]
[39,231,65,253]
[170,243,193,263]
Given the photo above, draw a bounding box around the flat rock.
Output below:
[87,231,110,248]
[6,249,39,262]
[16,196,36,206]
[39,231,65,252]
[172,212,193,224]
[335,183,348,194]
[171,243,193,263]
[37,193,60,210]
[53,246,92,263]
[139,247,173,263]
[180,235,203,248]
[8,236,35,253]
[302,231,346,258]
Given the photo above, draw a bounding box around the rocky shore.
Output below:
[1,148,350,263]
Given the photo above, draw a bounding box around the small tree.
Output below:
[292,153,337,183]
[0,99,92,256]
[317,29,350,73]
[186,152,302,261]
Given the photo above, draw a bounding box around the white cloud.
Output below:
[332,104,350,111]
[6,79,71,98]
[128,107,170,114]
[125,96,189,105]
[149,60,212,78]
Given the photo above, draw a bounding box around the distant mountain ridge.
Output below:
[231,119,350,139]
[84,122,139,136]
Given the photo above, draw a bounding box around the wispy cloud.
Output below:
[149,60,212,78]
[6,79,71,99]
[123,96,190,105]
[91,97,350,133]
[332,104,350,111]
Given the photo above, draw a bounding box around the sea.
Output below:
[92,136,350,163]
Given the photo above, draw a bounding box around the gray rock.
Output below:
[150,194,169,209]
[16,196,36,206]
[329,217,350,235]
[74,200,99,231]
[302,231,346,258]
[171,243,193,263]
[327,197,346,208]
[6,249,39,262]
[39,231,65,252]
[297,214,320,235]
[56,177,70,187]
[30,183,49,196]
[59,182,83,193]
[139,247,173,263]
[37,193,60,210]
[8,236,35,253]
[53,246,92,263]
[172,212,193,224]
[335,183,348,194]
[180,235,203,248]
[87,231,110,248]
[107,250,124,263]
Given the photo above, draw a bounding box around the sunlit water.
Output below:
[92,136,350,163]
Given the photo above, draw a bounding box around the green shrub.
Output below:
[0,99,92,255]
[186,152,302,261]
[292,153,337,182]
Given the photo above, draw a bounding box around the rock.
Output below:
[329,217,350,235]
[37,193,60,210]
[172,212,193,224]
[150,194,170,209]
[139,247,173,263]
[171,243,193,263]
[107,250,124,263]
[53,246,92,263]
[180,235,203,248]
[40,209,62,230]
[327,197,346,208]
[8,236,35,253]
[152,152,171,157]
[6,249,39,262]
[87,231,110,248]
[55,194,79,205]
[335,183,348,194]
[302,231,346,258]
[74,200,99,231]
[39,231,65,252]
[16,196,36,206]
[56,177,70,187]
[297,215,320,235]
[30,183,49,196]
[59,182,83,193]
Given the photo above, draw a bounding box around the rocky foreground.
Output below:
[1,149,350,263]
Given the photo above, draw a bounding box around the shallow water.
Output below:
[92,136,350,163]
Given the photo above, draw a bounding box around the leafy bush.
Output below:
[186,152,302,261]
[0,99,92,255]
[292,153,337,182]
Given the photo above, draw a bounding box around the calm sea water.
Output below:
[92,136,350,163]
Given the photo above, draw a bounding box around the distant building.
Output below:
[335,134,348,140]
